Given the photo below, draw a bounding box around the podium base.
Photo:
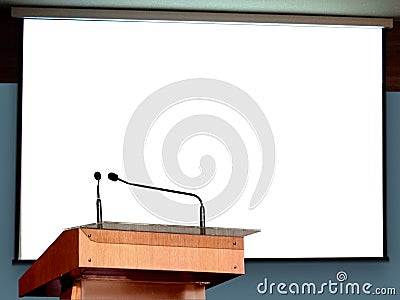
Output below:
[60,276,206,300]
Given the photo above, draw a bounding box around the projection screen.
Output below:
[17,15,384,259]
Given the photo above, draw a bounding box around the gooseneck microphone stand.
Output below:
[108,172,206,235]
[94,172,103,228]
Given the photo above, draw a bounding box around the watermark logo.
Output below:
[336,271,348,282]
[123,78,275,223]
[257,271,396,296]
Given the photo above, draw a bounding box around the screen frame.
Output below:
[12,9,388,263]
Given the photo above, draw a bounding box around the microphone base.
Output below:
[200,227,206,235]
[96,198,103,224]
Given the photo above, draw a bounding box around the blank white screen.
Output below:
[19,18,383,259]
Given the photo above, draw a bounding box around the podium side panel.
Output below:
[19,229,80,297]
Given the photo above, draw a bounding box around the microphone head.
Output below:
[108,172,119,182]
[94,171,101,180]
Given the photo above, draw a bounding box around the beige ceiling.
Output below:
[0,0,400,18]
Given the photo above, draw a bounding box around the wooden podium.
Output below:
[19,222,258,299]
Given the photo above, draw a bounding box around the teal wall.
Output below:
[1,83,399,299]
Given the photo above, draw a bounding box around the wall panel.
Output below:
[0,8,22,83]
[385,20,400,91]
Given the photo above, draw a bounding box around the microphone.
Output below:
[94,171,103,225]
[108,172,206,234]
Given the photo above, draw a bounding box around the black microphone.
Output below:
[108,172,206,234]
[94,171,103,225]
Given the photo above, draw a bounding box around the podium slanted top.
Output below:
[71,221,260,237]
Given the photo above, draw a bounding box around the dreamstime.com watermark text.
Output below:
[257,271,396,296]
